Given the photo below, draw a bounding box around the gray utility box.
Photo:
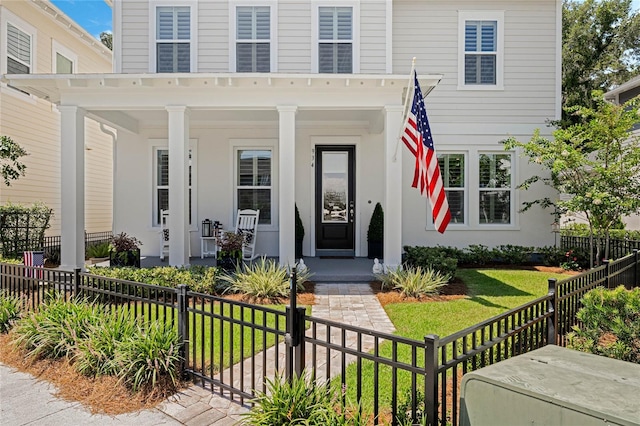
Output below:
[459,345,640,426]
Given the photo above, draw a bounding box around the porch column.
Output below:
[277,105,297,266]
[166,106,190,267]
[59,106,86,270]
[384,105,404,269]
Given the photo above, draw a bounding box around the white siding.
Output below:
[360,0,386,73]
[0,1,113,235]
[198,1,228,72]
[393,0,558,132]
[278,1,312,73]
[121,0,149,73]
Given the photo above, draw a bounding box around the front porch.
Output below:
[4,72,443,272]
[137,255,377,283]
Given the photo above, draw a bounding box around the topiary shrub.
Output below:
[295,204,304,258]
[567,286,640,363]
[367,203,384,259]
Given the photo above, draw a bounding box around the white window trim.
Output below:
[149,138,199,231]
[148,0,198,73]
[426,151,468,228]
[0,10,37,101]
[229,0,278,73]
[311,0,360,73]
[457,10,504,91]
[52,40,77,74]
[230,139,279,232]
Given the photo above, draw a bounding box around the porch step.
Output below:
[311,273,375,283]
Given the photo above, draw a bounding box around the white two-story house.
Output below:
[4,0,561,270]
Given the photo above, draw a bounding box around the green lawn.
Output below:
[342,268,568,417]
[386,268,567,339]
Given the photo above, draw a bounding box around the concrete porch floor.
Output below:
[138,256,377,283]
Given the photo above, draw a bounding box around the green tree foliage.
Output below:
[99,31,112,50]
[503,93,640,264]
[562,0,640,125]
[0,136,27,186]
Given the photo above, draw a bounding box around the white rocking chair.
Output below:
[158,209,191,261]
[159,209,170,261]
[235,209,260,261]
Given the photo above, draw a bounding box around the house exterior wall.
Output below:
[120,0,389,74]
[108,0,560,257]
[0,0,113,234]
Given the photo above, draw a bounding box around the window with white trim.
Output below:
[7,22,32,74]
[318,6,353,73]
[458,11,503,89]
[438,153,466,224]
[153,147,194,226]
[236,149,272,225]
[156,6,191,72]
[478,153,512,224]
[235,6,271,72]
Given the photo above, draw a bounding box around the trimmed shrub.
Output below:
[0,292,21,333]
[220,257,313,301]
[568,286,640,363]
[403,246,457,278]
[115,321,182,392]
[494,245,535,265]
[87,265,223,294]
[463,244,493,266]
[377,266,449,298]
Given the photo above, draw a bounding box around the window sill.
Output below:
[456,84,504,91]
[426,224,520,231]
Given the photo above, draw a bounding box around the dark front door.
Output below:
[315,146,355,257]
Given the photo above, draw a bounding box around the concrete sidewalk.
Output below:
[0,364,180,425]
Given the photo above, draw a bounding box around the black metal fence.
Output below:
[41,231,113,262]
[1,250,639,426]
[562,234,640,262]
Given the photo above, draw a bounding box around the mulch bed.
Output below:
[0,333,179,415]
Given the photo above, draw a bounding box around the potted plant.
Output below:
[295,204,304,259]
[217,231,244,271]
[86,241,110,264]
[109,232,142,267]
[367,202,384,259]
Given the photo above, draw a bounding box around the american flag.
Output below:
[23,250,44,279]
[401,70,451,233]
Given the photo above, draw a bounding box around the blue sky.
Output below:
[50,0,112,39]
[51,0,640,42]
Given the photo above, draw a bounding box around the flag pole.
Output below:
[392,57,417,162]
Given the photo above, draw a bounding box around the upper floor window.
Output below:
[156,6,191,72]
[7,23,32,74]
[52,41,77,74]
[235,6,271,72]
[318,6,353,73]
[56,53,73,74]
[458,11,504,90]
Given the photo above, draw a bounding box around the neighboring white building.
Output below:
[605,76,640,231]
[4,0,561,270]
[0,0,113,235]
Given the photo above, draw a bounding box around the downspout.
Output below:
[99,124,117,233]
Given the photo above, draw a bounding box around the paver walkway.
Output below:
[0,284,394,425]
[155,283,395,425]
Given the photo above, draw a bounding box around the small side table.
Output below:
[201,236,218,259]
